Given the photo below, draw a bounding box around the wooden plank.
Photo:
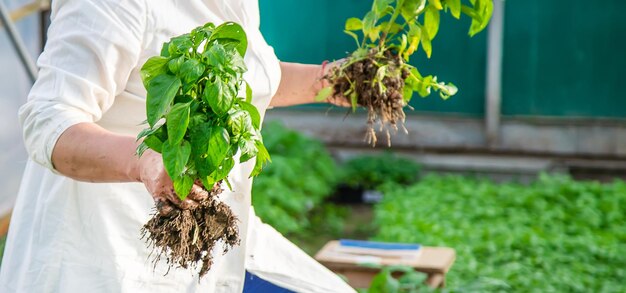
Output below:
[7,1,49,23]
[425,273,445,288]
[315,241,456,274]
[334,269,378,289]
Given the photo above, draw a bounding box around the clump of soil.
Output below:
[141,181,240,278]
[326,48,410,146]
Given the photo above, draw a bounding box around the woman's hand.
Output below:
[321,60,352,107]
[137,150,207,215]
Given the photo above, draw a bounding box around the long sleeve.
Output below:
[18,0,146,171]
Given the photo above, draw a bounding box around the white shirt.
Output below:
[0,0,355,292]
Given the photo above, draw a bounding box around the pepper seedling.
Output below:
[319,0,493,146]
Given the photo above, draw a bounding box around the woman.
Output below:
[0,0,354,292]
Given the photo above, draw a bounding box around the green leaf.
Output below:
[463,0,493,37]
[424,5,441,40]
[167,56,185,74]
[368,26,382,42]
[369,269,400,293]
[438,82,458,99]
[349,91,358,112]
[405,24,422,58]
[477,0,494,35]
[398,270,428,285]
[245,81,253,103]
[314,86,333,102]
[238,139,257,163]
[206,126,230,173]
[179,59,205,84]
[251,140,270,177]
[162,139,191,179]
[136,124,161,141]
[344,30,361,47]
[146,74,181,127]
[166,102,191,145]
[160,42,170,57]
[373,0,394,18]
[379,21,403,34]
[203,43,227,71]
[209,157,235,184]
[345,17,363,31]
[398,34,408,57]
[192,22,215,43]
[204,77,233,115]
[173,174,194,200]
[144,134,164,153]
[461,4,479,20]
[401,0,427,21]
[227,110,254,137]
[229,51,247,73]
[210,22,248,57]
[140,56,168,87]
[168,34,193,57]
[416,75,433,97]
[200,176,217,192]
[447,0,462,19]
[402,85,414,104]
[189,123,215,177]
[362,11,377,38]
[135,142,149,157]
[430,0,443,10]
[237,100,262,129]
[421,26,433,58]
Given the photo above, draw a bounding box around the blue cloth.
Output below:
[243,271,294,293]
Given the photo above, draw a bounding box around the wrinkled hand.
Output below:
[321,59,352,107]
[137,150,208,215]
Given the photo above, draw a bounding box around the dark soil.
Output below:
[326,48,410,146]
[141,181,240,278]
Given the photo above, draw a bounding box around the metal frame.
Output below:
[0,0,50,83]
[485,0,505,148]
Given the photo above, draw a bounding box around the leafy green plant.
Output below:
[373,174,626,292]
[361,266,432,293]
[319,0,493,146]
[252,122,340,234]
[136,22,270,278]
[341,152,421,190]
[137,22,269,198]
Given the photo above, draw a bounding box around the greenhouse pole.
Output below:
[0,0,38,83]
[485,0,504,147]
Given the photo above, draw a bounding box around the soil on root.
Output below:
[141,181,240,279]
[326,48,410,146]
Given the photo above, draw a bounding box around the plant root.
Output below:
[326,48,409,147]
[141,181,240,279]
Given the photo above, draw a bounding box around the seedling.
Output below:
[136,22,269,278]
[318,0,493,146]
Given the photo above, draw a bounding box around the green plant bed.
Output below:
[373,174,626,292]
[341,152,421,190]
[333,152,421,204]
[252,122,340,235]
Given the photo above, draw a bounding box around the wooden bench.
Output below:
[314,241,456,289]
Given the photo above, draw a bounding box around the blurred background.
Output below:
[1,0,625,291]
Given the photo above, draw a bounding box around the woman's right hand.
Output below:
[137,150,208,215]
